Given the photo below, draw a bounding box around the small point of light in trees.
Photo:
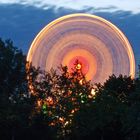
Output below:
[42,104,47,110]
[42,104,47,114]
[43,111,47,114]
[29,85,32,89]
[27,75,30,80]
[88,95,93,99]
[76,63,82,70]
[30,89,34,94]
[91,89,96,96]
[37,100,41,107]
[79,79,83,85]
[72,98,76,101]
[71,109,75,114]
[59,117,64,123]
[81,100,85,103]
[47,97,53,105]
[29,85,35,94]
[49,122,55,126]
[80,94,87,103]
[64,121,69,126]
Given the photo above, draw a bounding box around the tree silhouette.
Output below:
[27,60,95,139]
[0,38,33,140]
[71,74,140,140]
[0,38,140,140]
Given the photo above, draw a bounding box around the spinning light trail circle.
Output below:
[27,14,135,84]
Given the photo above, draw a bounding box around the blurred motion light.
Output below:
[27,14,135,84]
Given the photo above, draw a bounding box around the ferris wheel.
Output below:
[27,14,135,84]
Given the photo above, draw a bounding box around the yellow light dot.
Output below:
[79,79,83,85]
[91,89,96,96]
[64,121,69,126]
[76,63,82,70]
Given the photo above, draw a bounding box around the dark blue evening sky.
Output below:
[0,1,139,74]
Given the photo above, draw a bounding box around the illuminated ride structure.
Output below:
[27,14,135,84]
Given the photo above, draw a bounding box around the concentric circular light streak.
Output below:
[27,13,135,84]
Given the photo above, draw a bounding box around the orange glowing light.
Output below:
[88,95,92,99]
[79,79,83,85]
[37,100,42,107]
[49,122,55,126]
[59,117,64,123]
[46,97,53,105]
[76,63,82,70]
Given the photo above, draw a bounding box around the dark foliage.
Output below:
[0,38,140,140]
